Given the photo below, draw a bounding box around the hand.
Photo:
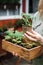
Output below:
[23,29,43,45]
[12,52,18,57]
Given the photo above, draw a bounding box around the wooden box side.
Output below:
[28,46,41,60]
[2,39,42,61]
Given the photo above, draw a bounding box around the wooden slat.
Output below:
[2,40,42,61]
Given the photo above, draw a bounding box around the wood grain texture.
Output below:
[2,39,42,61]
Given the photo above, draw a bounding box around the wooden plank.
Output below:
[2,39,42,61]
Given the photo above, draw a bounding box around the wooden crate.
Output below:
[2,39,42,61]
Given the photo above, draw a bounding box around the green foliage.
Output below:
[5,30,14,35]
[4,30,38,49]
[14,19,25,29]
[4,35,11,40]
[4,30,24,45]
[4,30,23,41]
[12,39,22,44]
[5,31,15,40]
[22,13,32,27]
[13,30,23,40]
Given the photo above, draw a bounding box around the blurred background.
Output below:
[0,0,39,16]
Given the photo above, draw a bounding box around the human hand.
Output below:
[23,29,43,45]
[12,52,18,57]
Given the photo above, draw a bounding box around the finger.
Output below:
[31,29,36,34]
[31,30,42,38]
[26,31,36,38]
[12,52,18,56]
[26,29,35,34]
[24,33,37,42]
[31,30,39,35]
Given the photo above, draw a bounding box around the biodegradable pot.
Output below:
[22,25,32,33]
[22,25,35,45]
